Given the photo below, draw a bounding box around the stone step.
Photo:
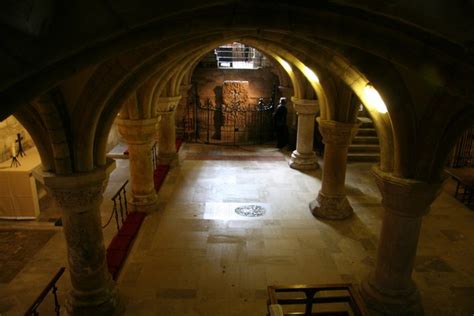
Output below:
[347,117,380,162]
[347,152,380,162]
[357,128,377,136]
[349,144,380,152]
[352,136,379,144]
[359,121,374,129]
[357,116,374,127]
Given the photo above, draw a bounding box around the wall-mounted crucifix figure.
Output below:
[10,155,20,167]
[10,143,21,167]
[16,133,26,157]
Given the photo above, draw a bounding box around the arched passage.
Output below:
[1,3,473,315]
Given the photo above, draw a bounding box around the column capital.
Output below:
[279,86,294,100]
[278,85,293,93]
[291,97,319,115]
[156,96,182,114]
[317,118,360,146]
[116,117,158,144]
[34,159,115,213]
[156,110,175,117]
[179,84,193,93]
[372,166,443,217]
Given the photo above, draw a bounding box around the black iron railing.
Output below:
[453,127,474,167]
[103,180,129,231]
[25,267,66,316]
[152,141,158,171]
[191,97,274,145]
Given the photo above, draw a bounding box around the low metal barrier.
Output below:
[103,180,129,231]
[25,267,66,316]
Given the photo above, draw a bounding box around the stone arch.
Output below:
[92,34,314,169]
[88,33,242,169]
[152,51,203,101]
[1,5,472,316]
[417,94,474,181]
[12,89,73,175]
[2,2,472,122]
[33,89,73,175]
[62,13,471,178]
[13,105,55,172]
[169,42,293,106]
[242,36,395,172]
[80,31,392,173]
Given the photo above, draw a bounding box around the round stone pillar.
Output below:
[117,117,158,211]
[156,96,181,165]
[310,118,360,219]
[361,166,442,315]
[37,160,120,315]
[289,97,319,170]
[176,84,192,132]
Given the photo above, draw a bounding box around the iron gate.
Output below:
[452,126,474,167]
[186,97,275,145]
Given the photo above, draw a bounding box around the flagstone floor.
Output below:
[0,143,473,315]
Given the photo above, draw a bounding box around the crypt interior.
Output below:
[0,1,473,315]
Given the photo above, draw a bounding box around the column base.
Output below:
[361,275,423,316]
[66,279,122,316]
[130,192,158,212]
[158,153,178,167]
[289,150,319,170]
[309,191,353,220]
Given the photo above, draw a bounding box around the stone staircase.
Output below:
[348,116,380,162]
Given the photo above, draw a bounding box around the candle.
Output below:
[11,142,16,157]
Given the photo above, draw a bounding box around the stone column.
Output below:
[156,96,181,165]
[289,97,319,170]
[310,118,360,219]
[279,86,297,146]
[176,84,192,135]
[36,160,120,315]
[117,117,158,211]
[361,166,442,315]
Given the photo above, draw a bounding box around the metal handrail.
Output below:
[25,267,66,316]
[111,179,129,200]
[152,142,158,171]
[103,180,129,231]
[453,127,474,167]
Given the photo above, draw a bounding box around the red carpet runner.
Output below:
[175,137,183,151]
[154,165,170,191]
[107,139,180,279]
[106,211,146,280]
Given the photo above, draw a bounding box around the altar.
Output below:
[0,147,44,219]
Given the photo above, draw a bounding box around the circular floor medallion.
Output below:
[234,205,266,217]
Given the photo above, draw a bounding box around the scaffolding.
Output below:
[214,42,269,69]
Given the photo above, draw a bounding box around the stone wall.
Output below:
[176,67,279,137]
[0,116,34,163]
[222,80,249,108]
[106,119,123,152]
[192,67,279,108]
